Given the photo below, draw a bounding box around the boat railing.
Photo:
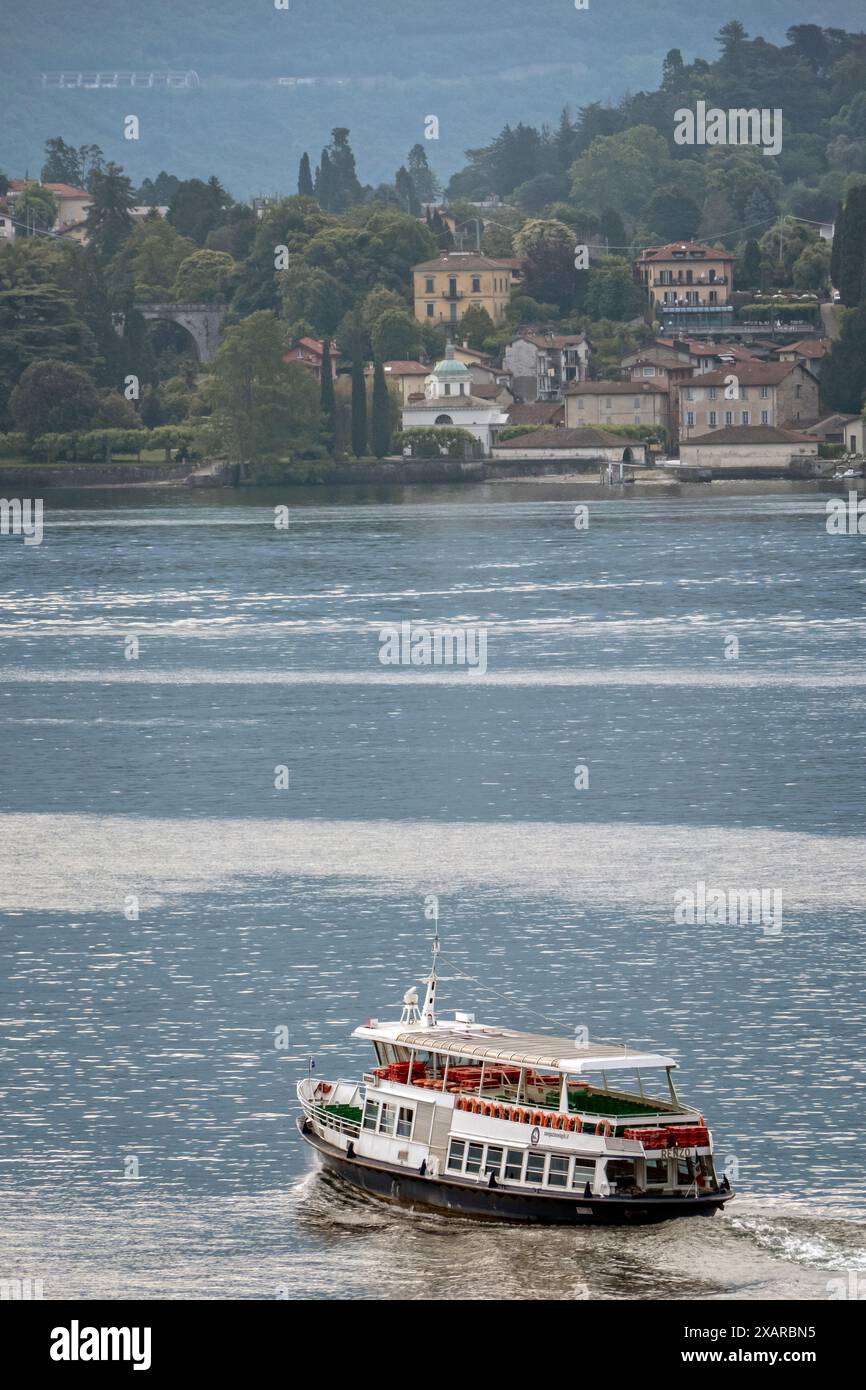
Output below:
[300,1096,362,1138]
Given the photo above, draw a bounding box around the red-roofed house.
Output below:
[284,337,337,381]
[8,179,91,232]
[636,241,735,332]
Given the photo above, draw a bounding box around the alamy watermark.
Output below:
[674,101,782,157]
[826,492,866,535]
[674,880,783,936]
[378,621,488,674]
[0,497,43,545]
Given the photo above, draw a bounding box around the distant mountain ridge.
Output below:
[2,0,864,194]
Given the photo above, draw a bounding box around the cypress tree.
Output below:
[319,337,336,449]
[371,359,391,459]
[837,185,866,306]
[298,152,314,197]
[351,349,368,457]
[315,149,334,211]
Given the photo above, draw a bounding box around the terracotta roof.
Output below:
[781,339,830,358]
[682,361,814,387]
[496,427,637,450]
[413,253,517,272]
[382,361,428,374]
[810,414,862,434]
[507,402,565,425]
[471,382,509,399]
[638,241,734,262]
[687,341,757,361]
[10,179,90,198]
[565,380,667,396]
[683,425,818,445]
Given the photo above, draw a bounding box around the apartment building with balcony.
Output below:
[636,241,735,333]
[676,361,820,441]
[412,252,519,328]
[503,332,590,401]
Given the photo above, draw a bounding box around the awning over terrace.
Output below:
[354,1022,676,1075]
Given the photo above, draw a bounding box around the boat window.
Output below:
[484,1146,503,1176]
[606,1159,637,1190]
[571,1163,595,1189]
[547,1156,569,1188]
[676,1156,695,1185]
[504,1149,524,1181]
[525,1152,545,1184]
[362,1099,379,1131]
[464,1142,484,1174]
[396,1106,414,1139]
[646,1158,668,1185]
[377,1102,396,1135]
[446,1139,465,1172]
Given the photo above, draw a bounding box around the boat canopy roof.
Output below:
[352,1021,676,1075]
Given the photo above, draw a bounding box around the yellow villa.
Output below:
[412,252,519,328]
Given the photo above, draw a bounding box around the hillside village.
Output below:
[2,21,866,484]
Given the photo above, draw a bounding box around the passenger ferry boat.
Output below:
[297,942,734,1224]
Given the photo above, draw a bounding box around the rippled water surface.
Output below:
[1,481,864,1299]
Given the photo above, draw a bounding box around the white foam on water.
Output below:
[2,812,864,913]
[4,666,866,687]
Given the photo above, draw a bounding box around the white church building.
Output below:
[401,347,507,455]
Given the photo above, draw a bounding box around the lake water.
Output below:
[1,479,865,1300]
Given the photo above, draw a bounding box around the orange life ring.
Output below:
[595,1119,612,1137]
[532,1111,544,1127]
[482,1102,494,1118]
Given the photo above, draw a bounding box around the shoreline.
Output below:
[0,455,846,491]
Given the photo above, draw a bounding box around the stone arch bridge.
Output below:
[133,303,227,363]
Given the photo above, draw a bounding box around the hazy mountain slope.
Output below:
[2,0,864,194]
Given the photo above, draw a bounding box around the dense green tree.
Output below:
[0,243,100,423]
[281,265,346,335]
[10,359,99,438]
[85,163,135,261]
[370,307,421,362]
[371,359,391,458]
[41,137,83,185]
[350,347,367,457]
[457,305,495,350]
[298,153,314,197]
[513,218,575,310]
[739,239,763,289]
[205,309,320,463]
[137,171,181,206]
[395,166,420,216]
[571,127,671,222]
[407,144,440,203]
[640,188,700,243]
[15,185,58,235]
[821,305,866,411]
[661,48,685,88]
[108,218,197,303]
[173,248,235,301]
[585,256,642,320]
[836,185,866,304]
[168,177,229,245]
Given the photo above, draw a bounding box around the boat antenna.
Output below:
[420,921,440,1027]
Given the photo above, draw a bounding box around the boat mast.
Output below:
[420,925,440,1026]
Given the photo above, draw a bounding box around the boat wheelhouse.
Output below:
[297,949,733,1225]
